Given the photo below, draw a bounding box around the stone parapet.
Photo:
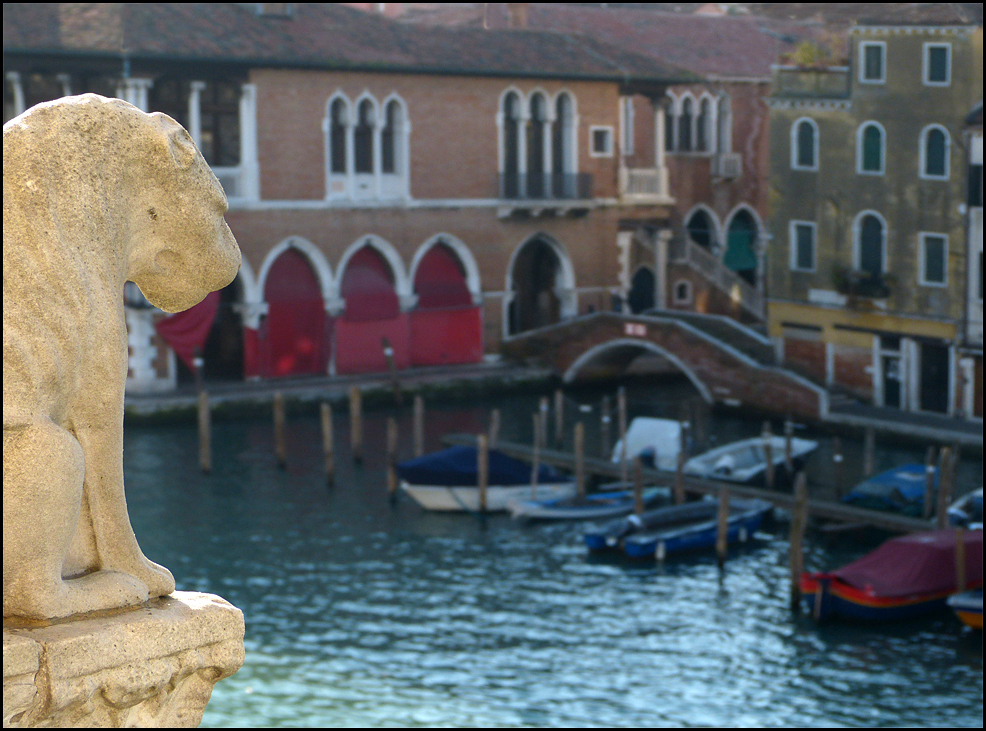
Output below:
[2,592,244,728]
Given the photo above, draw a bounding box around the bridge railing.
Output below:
[670,237,765,320]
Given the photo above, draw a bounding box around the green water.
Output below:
[124,383,983,727]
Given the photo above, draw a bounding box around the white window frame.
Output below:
[620,96,634,157]
[919,124,950,180]
[789,220,817,272]
[672,279,693,305]
[853,209,889,276]
[922,42,952,87]
[918,232,948,287]
[859,41,886,84]
[856,121,886,176]
[790,117,819,171]
[589,125,614,157]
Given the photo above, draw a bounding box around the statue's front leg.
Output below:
[73,409,175,599]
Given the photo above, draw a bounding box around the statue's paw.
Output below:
[3,571,149,621]
[133,559,175,598]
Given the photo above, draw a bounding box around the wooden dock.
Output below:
[442,434,934,534]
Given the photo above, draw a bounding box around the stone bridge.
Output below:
[502,312,829,421]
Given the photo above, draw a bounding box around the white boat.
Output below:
[684,435,818,485]
[611,417,682,471]
[401,481,576,512]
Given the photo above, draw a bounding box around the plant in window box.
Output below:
[833,266,892,301]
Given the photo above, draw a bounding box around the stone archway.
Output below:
[507,236,574,336]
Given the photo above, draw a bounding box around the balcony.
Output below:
[834,268,893,311]
[497,173,594,217]
[618,166,673,205]
[772,66,850,99]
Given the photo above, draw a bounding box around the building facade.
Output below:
[4,3,687,392]
[767,20,984,419]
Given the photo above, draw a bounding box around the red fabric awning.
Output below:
[154,290,220,372]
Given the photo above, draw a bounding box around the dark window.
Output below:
[926,45,950,84]
[863,44,884,81]
[924,128,947,177]
[793,223,814,270]
[503,93,520,176]
[664,104,675,151]
[861,124,883,173]
[696,98,710,152]
[592,128,612,155]
[686,210,714,248]
[858,215,884,277]
[354,100,374,174]
[678,98,693,152]
[148,79,189,129]
[921,235,947,285]
[969,164,983,207]
[330,99,347,174]
[796,120,815,168]
[381,101,397,174]
[198,81,240,167]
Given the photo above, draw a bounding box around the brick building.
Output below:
[3,3,692,392]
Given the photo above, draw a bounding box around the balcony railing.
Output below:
[498,173,593,201]
[772,66,850,99]
[834,268,893,300]
[619,166,672,204]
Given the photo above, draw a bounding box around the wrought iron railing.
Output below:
[498,173,593,201]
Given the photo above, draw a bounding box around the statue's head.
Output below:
[122,104,241,313]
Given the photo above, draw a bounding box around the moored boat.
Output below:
[801,529,983,622]
[584,497,718,552]
[622,498,773,559]
[398,445,574,512]
[948,488,983,529]
[508,486,670,521]
[948,589,983,630]
[840,463,936,517]
[683,435,817,486]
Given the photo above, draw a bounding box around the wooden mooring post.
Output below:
[923,446,937,520]
[832,437,845,500]
[936,447,953,529]
[530,412,541,499]
[715,485,730,568]
[382,336,402,406]
[955,527,967,592]
[489,409,501,450]
[554,389,565,448]
[477,433,489,513]
[762,421,775,490]
[674,450,686,506]
[350,385,363,463]
[273,391,287,469]
[600,395,611,459]
[863,426,876,478]
[321,402,335,485]
[789,472,809,612]
[574,421,586,500]
[783,417,794,476]
[413,394,425,458]
[617,386,628,487]
[198,390,211,474]
[633,457,644,515]
[386,417,399,498]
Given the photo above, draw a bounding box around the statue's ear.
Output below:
[149,112,197,170]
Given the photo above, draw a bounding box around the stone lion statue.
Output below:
[3,95,241,621]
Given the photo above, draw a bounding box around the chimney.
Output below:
[507,3,529,29]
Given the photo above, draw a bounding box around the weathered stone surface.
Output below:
[3,95,241,621]
[2,591,244,728]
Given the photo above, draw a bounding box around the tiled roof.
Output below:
[743,3,980,26]
[2,3,696,84]
[399,3,820,79]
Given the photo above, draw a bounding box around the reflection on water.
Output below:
[124,384,983,727]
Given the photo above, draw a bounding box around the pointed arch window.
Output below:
[856,213,885,279]
[858,122,884,175]
[716,95,731,154]
[696,97,712,153]
[678,97,693,152]
[921,125,949,179]
[354,99,375,174]
[664,96,676,152]
[528,93,548,198]
[329,97,348,174]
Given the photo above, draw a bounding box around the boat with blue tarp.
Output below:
[841,463,937,516]
[508,485,670,521]
[398,445,574,512]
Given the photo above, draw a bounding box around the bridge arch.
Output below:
[562,337,714,403]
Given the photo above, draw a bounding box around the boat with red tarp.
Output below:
[801,529,983,622]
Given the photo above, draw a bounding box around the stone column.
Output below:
[3,592,244,728]
[188,81,206,151]
[655,229,672,311]
[6,71,26,117]
[239,83,260,201]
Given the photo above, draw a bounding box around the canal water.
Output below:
[124,380,983,727]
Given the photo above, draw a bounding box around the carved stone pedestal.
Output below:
[3,592,244,728]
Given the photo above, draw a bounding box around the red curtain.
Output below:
[410,244,482,367]
[262,248,329,378]
[341,246,400,322]
[154,291,220,372]
[414,244,472,309]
